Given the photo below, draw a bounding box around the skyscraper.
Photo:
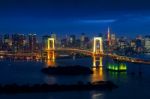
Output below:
[144,35,150,52]
[107,27,111,46]
[69,35,76,44]
[51,32,56,41]
[0,35,3,50]
[12,34,26,52]
[80,33,85,48]
[28,34,37,52]
[42,35,51,50]
[3,34,11,51]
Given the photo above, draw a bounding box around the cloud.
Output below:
[80,19,116,24]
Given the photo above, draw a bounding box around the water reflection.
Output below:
[45,59,56,67]
[108,71,127,80]
[92,56,105,82]
[92,92,104,99]
[47,51,55,60]
[45,51,56,67]
[92,67,105,82]
[44,75,56,84]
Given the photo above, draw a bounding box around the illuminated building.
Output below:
[80,33,85,42]
[3,34,11,51]
[135,35,144,53]
[0,35,3,50]
[61,38,67,47]
[3,34,10,44]
[118,37,128,50]
[80,33,85,48]
[136,39,143,53]
[62,34,77,47]
[69,35,76,45]
[28,34,37,52]
[130,40,136,48]
[111,33,116,45]
[144,35,150,52]
[12,34,26,52]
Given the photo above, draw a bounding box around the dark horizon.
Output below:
[0,0,150,37]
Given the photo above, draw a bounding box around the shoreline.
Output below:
[42,65,93,75]
[0,81,117,94]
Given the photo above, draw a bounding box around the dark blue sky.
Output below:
[0,0,150,37]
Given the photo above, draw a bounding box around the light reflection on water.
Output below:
[45,59,56,67]
[46,50,56,67]
[92,67,105,82]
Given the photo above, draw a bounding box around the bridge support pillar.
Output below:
[47,51,55,60]
[93,56,103,67]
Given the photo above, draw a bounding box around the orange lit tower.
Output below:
[47,38,55,60]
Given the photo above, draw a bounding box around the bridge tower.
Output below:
[93,37,103,55]
[47,38,55,60]
[47,38,55,50]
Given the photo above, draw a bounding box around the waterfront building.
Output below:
[28,34,37,52]
[3,34,11,51]
[144,35,150,52]
[12,33,26,52]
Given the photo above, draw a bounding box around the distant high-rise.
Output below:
[69,35,76,44]
[80,33,90,49]
[80,33,85,48]
[3,34,11,51]
[42,35,51,50]
[111,33,116,41]
[80,33,85,42]
[110,33,116,47]
[144,35,150,52]
[0,35,3,50]
[3,34,10,44]
[28,34,37,52]
[107,27,111,46]
[51,32,56,41]
[12,34,26,52]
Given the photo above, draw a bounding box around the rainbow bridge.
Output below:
[46,37,150,65]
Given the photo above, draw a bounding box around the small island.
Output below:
[41,65,93,75]
[0,81,118,94]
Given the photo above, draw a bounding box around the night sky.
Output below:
[0,0,150,37]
